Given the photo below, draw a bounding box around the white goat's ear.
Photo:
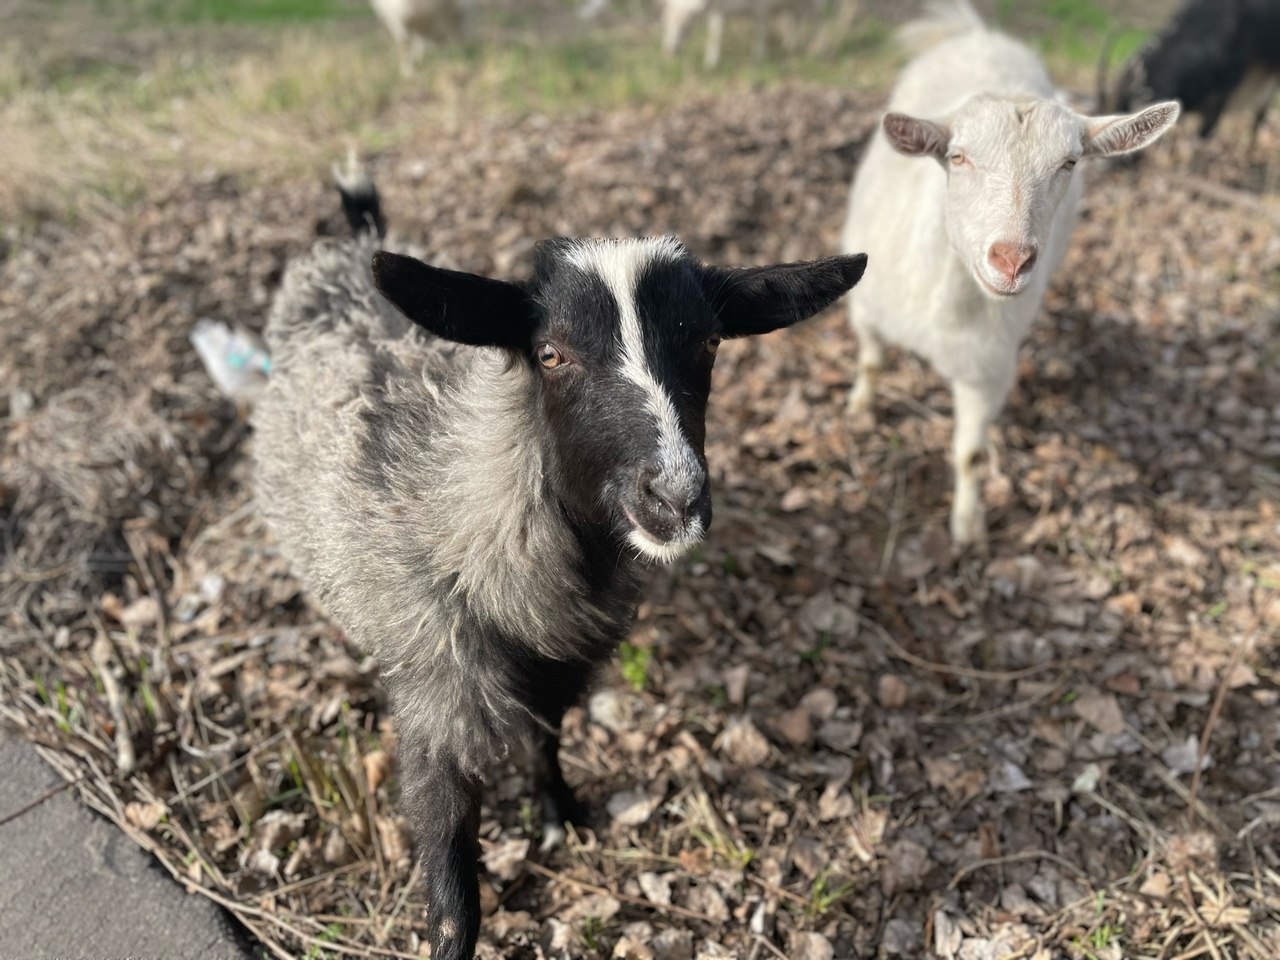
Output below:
[703,254,868,338]
[1083,100,1180,157]
[883,112,950,159]
[372,251,537,350]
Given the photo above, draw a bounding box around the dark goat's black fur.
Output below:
[256,179,867,960]
[1109,0,1280,139]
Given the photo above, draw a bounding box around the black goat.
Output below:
[1106,0,1280,141]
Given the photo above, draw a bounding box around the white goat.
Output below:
[661,0,815,69]
[843,0,1178,545]
[369,0,470,76]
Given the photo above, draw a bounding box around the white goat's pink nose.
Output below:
[987,242,1038,283]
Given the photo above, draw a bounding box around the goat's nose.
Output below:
[644,475,691,521]
[639,468,704,523]
[987,242,1038,282]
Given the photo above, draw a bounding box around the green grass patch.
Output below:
[618,641,652,693]
[97,0,371,25]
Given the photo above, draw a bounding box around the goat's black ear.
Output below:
[703,254,868,338]
[371,251,537,349]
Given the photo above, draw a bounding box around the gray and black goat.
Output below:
[253,170,867,960]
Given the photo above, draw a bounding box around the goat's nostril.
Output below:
[645,477,686,520]
[987,242,1037,281]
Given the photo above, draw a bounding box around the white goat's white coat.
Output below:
[369,0,470,75]
[843,0,1178,544]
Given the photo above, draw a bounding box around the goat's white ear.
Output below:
[1083,100,1180,157]
[883,112,950,159]
[705,254,868,338]
[372,252,537,349]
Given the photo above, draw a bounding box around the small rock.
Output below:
[789,932,834,960]
[990,760,1033,793]
[800,687,838,720]
[542,918,575,953]
[881,838,930,896]
[241,847,280,877]
[799,591,858,640]
[638,871,673,906]
[684,883,729,922]
[1072,689,1126,736]
[933,910,963,959]
[322,827,351,865]
[589,688,637,733]
[876,674,909,709]
[716,716,770,767]
[723,665,750,706]
[773,706,812,746]
[816,719,862,752]
[480,837,529,881]
[608,787,658,827]
[881,918,922,956]
[1162,735,1211,775]
[652,928,694,960]
[790,836,829,879]
[817,782,854,821]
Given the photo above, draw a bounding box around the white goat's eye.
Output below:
[949,152,967,166]
[1061,158,1078,171]
[536,344,564,369]
[705,335,721,356]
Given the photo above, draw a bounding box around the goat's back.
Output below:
[253,239,460,611]
[891,8,1054,115]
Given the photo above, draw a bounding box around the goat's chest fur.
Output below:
[254,240,641,775]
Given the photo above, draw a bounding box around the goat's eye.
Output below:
[536,344,564,369]
[705,335,722,356]
[949,152,967,167]
[1061,158,1078,172]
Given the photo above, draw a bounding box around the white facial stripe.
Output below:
[564,239,705,499]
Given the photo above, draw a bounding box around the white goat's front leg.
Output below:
[949,379,1006,546]
[662,3,691,57]
[705,10,725,68]
[846,313,884,418]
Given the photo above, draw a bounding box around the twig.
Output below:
[1178,871,1225,960]
[860,614,1082,682]
[1188,617,1261,818]
[947,849,1088,891]
[0,773,85,827]
[753,933,790,960]
[522,859,717,924]
[91,634,135,774]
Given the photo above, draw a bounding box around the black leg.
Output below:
[399,742,482,960]
[537,723,588,842]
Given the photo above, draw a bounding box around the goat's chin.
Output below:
[974,270,1026,300]
[624,521,704,564]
